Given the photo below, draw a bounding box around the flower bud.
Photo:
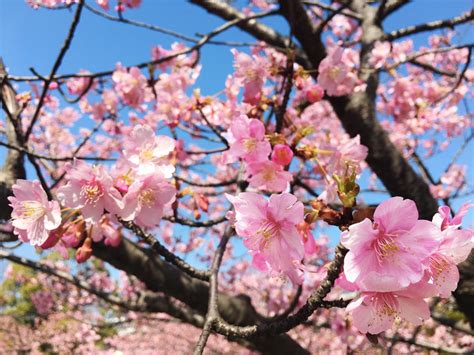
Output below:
[333,166,360,208]
[271,144,293,166]
[76,238,93,263]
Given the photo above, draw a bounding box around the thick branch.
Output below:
[189,0,311,68]
[0,60,26,221]
[92,237,309,354]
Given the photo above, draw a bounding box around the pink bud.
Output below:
[271,144,293,166]
[39,230,60,249]
[76,238,93,263]
[115,176,130,194]
[305,85,324,103]
[48,82,58,90]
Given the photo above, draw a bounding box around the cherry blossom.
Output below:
[8,180,61,246]
[245,160,292,192]
[347,290,430,334]
[341,197,440,291]
[317,46,358,96]
[57,159,123,222]
[122,124,176,177]
[227,192,304,284]
[121,173,176,228]
[225,114,271,163]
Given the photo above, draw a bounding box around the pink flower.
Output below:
[305,84,324,103]
[226,192,305,284]
[121,174,176,228]
[225,115,271,163]
[341,197,440,291]
[271,144,293,166]
[57,159,123,222]
[112,64,148,108]
[66,70,94,95]
[76,238,93,263]
[122,124,176,177]
[418,205,474,297]
[231,49,268,104]
[8,180,61,246]
[317,46,357,96]
[95,0,109,10]
[328,135,368,175]
[369,41,391,69]
[433,202,473,230]
[347,290,430,334]
[123,0,141,8]
[246,160,292,192]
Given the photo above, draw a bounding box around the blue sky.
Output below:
[0,0,472,272]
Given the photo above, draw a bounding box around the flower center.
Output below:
[261,166,276,181]
[140,149,155,161]
[257,221,280,247]
[245,68,257,79]
[80,181,104,205]
[243,138,257,153]
[328,67,341,80]
[373,234,399,262]
[18,201,46,220]
[429,254,449,278]
[373,293,398,318]
[139,188,155,207]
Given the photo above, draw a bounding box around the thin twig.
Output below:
[385,9,474,41]
[25,0,85,141]
[120,219,210,281]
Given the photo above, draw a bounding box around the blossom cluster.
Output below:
[224,114,293,192]
[8,124,176,262]
[340,197,474,334]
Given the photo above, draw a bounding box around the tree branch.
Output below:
[385,9,474,41]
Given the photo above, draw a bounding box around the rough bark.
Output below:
[0,59,26,221]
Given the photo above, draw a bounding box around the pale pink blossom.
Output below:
[66,71,94,95]
[246,160,292,192]
[317,46,357,96]
[95,0,108,10]
[226,192,305,284]
[328,135,368,174]
[418,205,474,297]
[122,124,176,177]
[90,215,122,247]
[225,114,271,163]
[231,49,268,104]
[347,290,430,334]
[8,180,61,246]
[121,173,176,228]
[369,41,391,69]
[271,144,293,166]
[112,64,148,108]
[57,160,123,222]
[433,202,473,230]
[341,197,440,291]
[123,0,141,8]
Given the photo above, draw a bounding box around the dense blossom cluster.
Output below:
[340,197,473,334]
[9,124,176,262]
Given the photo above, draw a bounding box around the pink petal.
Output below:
[268,193,303,224]
[374,197,418,234]
[397,296,430,326]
